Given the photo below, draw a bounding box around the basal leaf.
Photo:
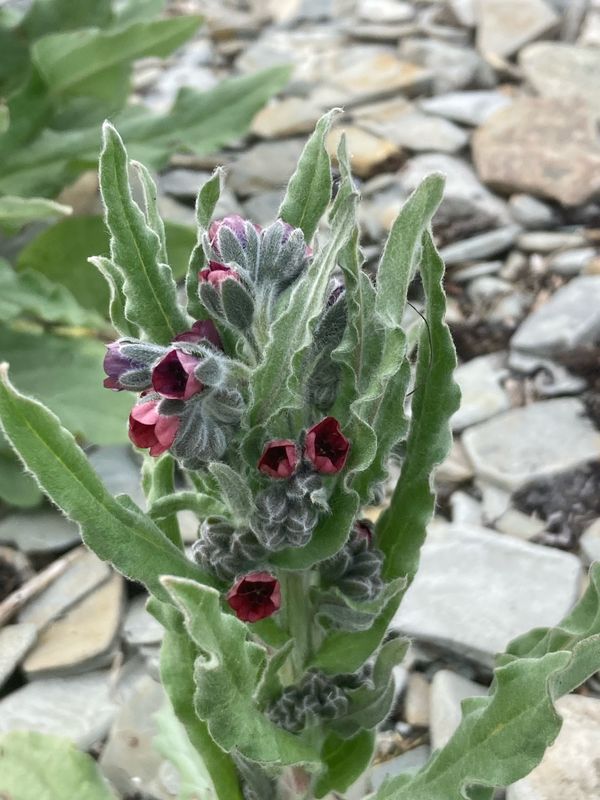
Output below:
[32,17,201,99]
[99,123,189,343]
[377,232,460,583]
[162,576,321,767]
[0,365,212,603]
[0,731,117,800]
[0,195,71,231]
[278,109,339,243]
[0,450,43,508]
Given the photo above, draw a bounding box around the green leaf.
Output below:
[158,621,244,800]
[186,168,223,319]
[149,491,226,521]
[17,214,195,319]
[209,462,254,525]
[31,17,202,100]
[132,159,168,263]
[0,365,212,603]
[377,231,460,583]
[0,260,106,330]
[0,195,71,231]
[162,576,321,766]
[154,699,221,800]
[278,109,339,243]
[0,731,117,800]
[254,639,294,709]
[0,450,43,508]
[314,729,376,799]
[112,0,167,27]
[0,325,131,445]
[375,565,600,800]
[21,0,113,40]
[0,103,8,134]
[99,122,189,343]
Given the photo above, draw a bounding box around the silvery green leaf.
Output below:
[209,461,254,525]
[187,168,223,318]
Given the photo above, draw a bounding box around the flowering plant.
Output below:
[2,112,600,800]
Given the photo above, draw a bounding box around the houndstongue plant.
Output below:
[1,113,600,800]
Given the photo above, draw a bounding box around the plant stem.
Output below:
[282,571,313,679]
[143,454,183,549]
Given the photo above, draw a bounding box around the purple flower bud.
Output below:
[208,215,261,256]
[174,320,222,351]
[258,439,298,479]
[152,349,203,400]
[128,400,179,457]
[103,343,138,390]
[103,340,163,392]
[354,519,374,546]
[304,417,350,475]
[227,571,281,623]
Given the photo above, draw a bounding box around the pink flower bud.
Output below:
[227,571,281,623]
[258,439,298,479]
[128,400,179,457]
[199,262,241,287]
[304,417,350,474]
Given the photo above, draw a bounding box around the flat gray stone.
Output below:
[430,670,487,750]
[453,260,502,283]
[450,491,484,526]
[0,624,37,689]
[404,672,430,727]
[448,0,476,27]
[548,247,598,277]
[357,0,415,23]
[251,97,322,139]
[0,670,118,748]
[507,695,600,800]
[229,139,306,197]
[476,0,559,59]
[512,276,600,358]
[452,353,510,431]
[399,37,495,93]
[0,509,80,554]
[22,574,123,679]
[579,519,600,565]
[400,153,510,242]
[419,90,511,126]
[392,524,581,666]
[520,42,600,116]
[372,111,468,153]
[19,548,111,630]
[159,168,210,198]
[87,445,144,508]
[440,225,521,266]
[508,194,559,230]
[370,746,431,791]
[517,231,588,253]
[462,398,600,491]
[123,595,164,648]
[473,98,600,207]
[99,675,176,800]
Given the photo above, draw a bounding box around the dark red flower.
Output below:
[151,349,203,400]
[199,262,240,287]
[227,572,281,623]
[174,320,222,350]
[354,519,374,545]
[258,439,298,479]
[128,400,179,457]
[103,342,143,391]
[304,417,350,474]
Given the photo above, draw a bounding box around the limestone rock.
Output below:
[462,398,600,491]
[507,695,600,800]
[327,126,402,178]
[511,276,600,357]
[520,42,600,116]
[579,519,600,565]
[399,37,495,93]
[22,574,123,679]
[476,0,559,59]
[404,673,430,727]
[229,139,306,196]
[472,98,600,207]
[392,524,581,666]
[0,624,37,689]
[419,89,511,126]
[429,670,487,749]
[0,509,80,554]
[452,353,510,431]
[439,225,520,266]
[251,97,322,139]
[123,595,164,648]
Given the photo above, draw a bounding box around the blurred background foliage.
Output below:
[0,0,289,509]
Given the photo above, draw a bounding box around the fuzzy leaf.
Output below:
[278,109,339,243]
[158,620,245,800]
[0,194,71,231]
[187,168,223,318]
[0,365,212,603]
[209,462,254,524]
[162,576,321,766]
[149,491,226,521]
[0,450,43,508]
[99,122,189,343]
[31,17,201,100]
[377,232,460,583]
[314,729,376,799]
[132,159,167,263]
[0,731,117,800]
[375,564,600,800]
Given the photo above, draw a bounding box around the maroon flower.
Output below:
[199,261,240,287]
[174,320,222,350]
[103,342,143,391]
[227,572,281,623]
[152,349,203,400]
[354,519,374,545]
[128,400,179,457]
[258,439,298,479]
[304,417,350,474]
